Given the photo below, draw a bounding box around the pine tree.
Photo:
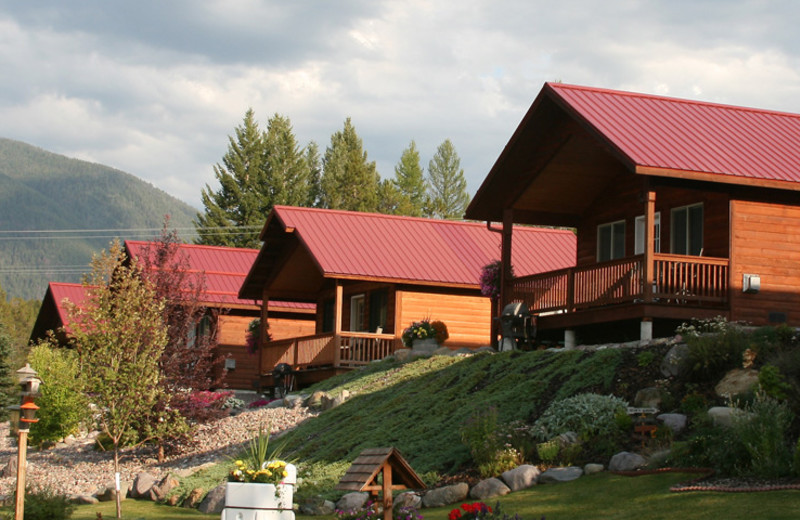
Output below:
[305,141,322,207]
[320,118,380,212]
[425,139,471,219]
[195,109,267,248]
[264,114,313,207]
[392,140,427,216]
[0,324,16,420]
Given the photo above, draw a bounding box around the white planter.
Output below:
[412,338,438,353]
[222,463,296,520]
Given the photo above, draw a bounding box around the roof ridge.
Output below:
[547,82,800,120]
[125,240,260,254]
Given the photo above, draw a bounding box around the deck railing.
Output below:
[512,254,729,314]
[260,332,400,374]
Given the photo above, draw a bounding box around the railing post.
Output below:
[643,190,656,302]
[566,268,575,311]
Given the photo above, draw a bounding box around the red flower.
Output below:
[448,509,462,520]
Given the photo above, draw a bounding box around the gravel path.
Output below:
[0,404,316,498]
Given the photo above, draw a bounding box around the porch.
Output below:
[259,331,402,388]
[511,253,730,337]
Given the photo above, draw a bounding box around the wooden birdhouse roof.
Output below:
[335,447,426,492]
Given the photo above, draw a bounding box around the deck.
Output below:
[512,253,729,316]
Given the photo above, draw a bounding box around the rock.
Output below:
[283,394,305,408]
[69,494,99,505]
[715,368,759,398]
[474,346,496,354]
[266,399,286,408]
[323,390,351,411]
[183,487,206,508]
[469,478,510,500]
[432,347,452,356]
[500,465,540,491]
[130,472,157,499]
[305,391,329,410]
[166,494,181,506]
[451,348,473,356]
[660,343,690,377]
[657,413,687,435]
[96,482,130,502]
[557,431,579,447]
[1,456,17,478]
[149,475,180,502]
[393,492,422,511]
[336,492,369,512]
[634,387,663,409]
[583,463,604,475]
[538,466,583,483]
[609,452,647,472]
[422,483,469,508]
[299,495,336,515]
[708,406,752,428]
[198,484,226,514]
[393,348,414,362]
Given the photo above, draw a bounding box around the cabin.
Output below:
[465,82,800,346]
[239,205,576,386]
[29,243,316,390]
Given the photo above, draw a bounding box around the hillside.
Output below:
[0,138,199,300]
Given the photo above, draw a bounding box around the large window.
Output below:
[671,203,704,255]
[350,294,366,332]
[597,220,625,262]
[634,212,661,255]
[321,299,335,333]
[368,289,388,333]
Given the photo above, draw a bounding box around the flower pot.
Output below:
[222,463,296,520]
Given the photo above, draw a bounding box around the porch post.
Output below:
[334,281,343,366]
[260,288,270,391]
[643,190,656,302]
[497,209,514,348]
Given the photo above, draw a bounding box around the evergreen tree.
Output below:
[425,139,471,219]
[305,141,322,207]
[0,324,16,420]
[264,114,313,207]
[320,118,380,212]
[195,109,267,248]
[376,179,405,215]
[392,140,427,217]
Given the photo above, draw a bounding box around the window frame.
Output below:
[597,220,626,262]
[634,212,661,255]
[670,203,704,256]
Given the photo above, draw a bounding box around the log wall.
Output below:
[396,290,492,348]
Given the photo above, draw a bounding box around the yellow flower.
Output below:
[282,471,288,478]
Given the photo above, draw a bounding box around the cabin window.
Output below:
[187,314,212,348]
[597,220,625,262]
[671,203,704,255]
[634,212,661,255]
[368,289,388,333]
[350,294,366,332]
[321,299,335,333]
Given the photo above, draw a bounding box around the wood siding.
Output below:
[396,290,491,348]
[730,200,800,326]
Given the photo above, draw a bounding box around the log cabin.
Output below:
[238,205,576,386]
[465,82,800,346]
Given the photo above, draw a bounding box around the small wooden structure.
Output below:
[336,447,426,520]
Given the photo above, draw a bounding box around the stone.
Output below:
[96,482,129,502]
[1,456,17,478]
[469,478,510,500]
[500,464,540,491]
[708,406,752,428]
[608,452,647,472]
[393,492,422,511]
[130,472,157,499]
[633,387,663,409]
[422,482,469,508]
[198,484,226,514]
[660,343,690,378]
[266,399,286,408]
[149,475,180,502]
[299,495,336,515]
[557,431,579,447]
[183,487,206,508]
[322,390,351,411]
[166,494,181,506]
[69,494,99,505]
[305,391,330,410]
[412,338,438,353]
[657,413,688,435]
[432,347,452,356]
[284,394,305,408]
[538,466,583,483]
[336,492,369,512]
[583,463,604,475]
[715,368,759,398]
[393,349,413,362]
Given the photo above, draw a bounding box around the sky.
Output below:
[2,0,800,210]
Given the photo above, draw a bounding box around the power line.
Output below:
[0,226,262,241]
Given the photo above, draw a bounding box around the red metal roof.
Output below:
[547,82,800,185]
[48,282,89,329]
[270,206,576,287]
[124,241,312,311]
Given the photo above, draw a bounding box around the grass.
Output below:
[69,472,800,519]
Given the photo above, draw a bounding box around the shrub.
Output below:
[28,343,91,446]
[460,408,524,478]
[685,325,750,379]
[759,364,792,401]
[531,393,628,442]
[336,500,379,520]
[731,393,794,478]
[16,486,75,520]
[636,351,655,368]
[174,390,233,423]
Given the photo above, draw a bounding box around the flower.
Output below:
[479,261,515,301]
[401,319,449,347]
[448,502,492,520]
[229,458,289,485]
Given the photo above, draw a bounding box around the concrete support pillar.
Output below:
[640,319,653,342]
[564,329,576,349]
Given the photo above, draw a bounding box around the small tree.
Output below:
[68,241,177,519]
[320,117,380,211]
[0,324,17,419]
[426,139,470,219]
[392,140,427,217]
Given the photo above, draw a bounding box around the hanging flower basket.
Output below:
[480,261,514,301]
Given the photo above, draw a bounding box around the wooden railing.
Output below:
[512,254,729,314]
[259,332,400,374]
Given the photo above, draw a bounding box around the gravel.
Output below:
[0,404,316,498]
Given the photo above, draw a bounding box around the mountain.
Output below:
[0,138,199,300]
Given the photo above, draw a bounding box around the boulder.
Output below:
[715,369,759,398]
[130,472,157,498]
[183,488,206,509]
[305,391,329,410]
[657,413,687,435]
[708,406,752,428]
[1,456,16,478]
[166,494,181,506]
[500,465,540,491]
[583,463,604,475]
[557,431,579,447]
[69,494,99,505]
[393,349,414,362]
[393,492,422,511]
[660,343,690,378]
[322,390,351,411]
[96,481,130,502]
[608,452,647,472]
[149,475,180,502]
[299,495,336,515]
[422,483,469,508]
[335,492,370,512]
[538,466,583,483]
[432,347,452,356]
[284,394,305,408]
[197,484,226,514]
[634,387,663,409]
[469,478,510,500]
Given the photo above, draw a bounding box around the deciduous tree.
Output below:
[425,139,470,220]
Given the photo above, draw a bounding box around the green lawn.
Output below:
[71,472,799,520]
